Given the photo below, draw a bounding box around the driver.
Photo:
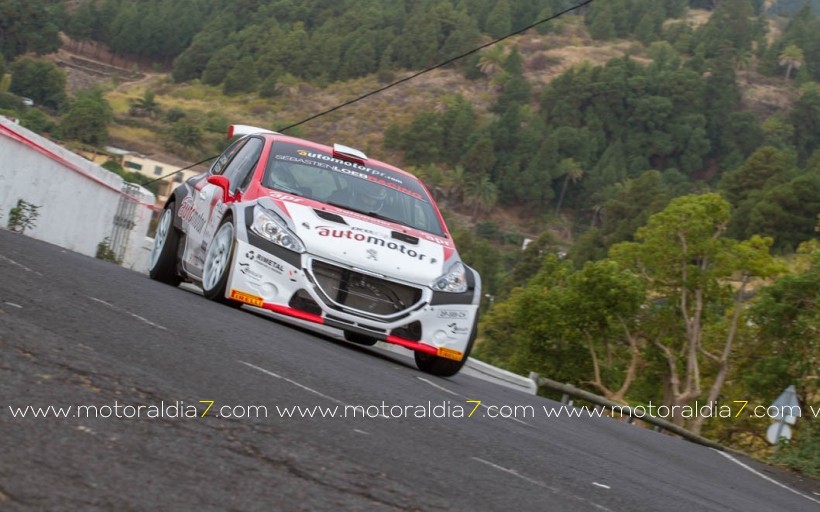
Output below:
[354,179,388,213]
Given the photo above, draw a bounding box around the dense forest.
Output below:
[0,0,817,474]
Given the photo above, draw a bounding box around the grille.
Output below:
[311,260,422,317]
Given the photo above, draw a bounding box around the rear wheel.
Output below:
[202,217,237,304]
[148,204,181,286]
[414,317,477,377]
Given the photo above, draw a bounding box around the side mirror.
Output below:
[207,175,234,202]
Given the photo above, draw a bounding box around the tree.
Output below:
[748,243,818,411]
[610,194,780,433]
[727,166,820,251]
[588,1,616,40]
[779,44,805,80]
[485,0,512,38]
[202,44,239,86]
[493,48,531,113]
[0,0,61,60]
[9,58,66,111]
[719,146,795,205]
[167,120,203,152]
[789,88,820,163]
[222,55,258,94]
[66,2,96,51]
[476,256,590,382]
[459,134,497,178]
[566,260,647,402]
[443,165,469,205]
[400,111,443,165]
[570,170,676,265]
[464,175,498,221]
[129,90,160,119]
[441,96,476,166]
[554,158,584,215]
[477,44,506,76]
[61,89,113,146]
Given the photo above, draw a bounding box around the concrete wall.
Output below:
[0,117,155,272]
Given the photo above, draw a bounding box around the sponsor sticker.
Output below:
[437,347,463,361]
[177,196,206,232]
[448,322,471,335]
[437,309,468,320]
[238,262,263,280]
[246,250,284,273]
[229,289,264,307]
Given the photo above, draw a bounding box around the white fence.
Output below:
[0,117,155,271]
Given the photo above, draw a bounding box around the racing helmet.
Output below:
[354,179,388,212]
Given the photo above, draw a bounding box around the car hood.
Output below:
[280,201,455,285]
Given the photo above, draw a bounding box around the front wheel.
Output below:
[202,217,236,304]
[148,204,181,286]
[415,317,477,377]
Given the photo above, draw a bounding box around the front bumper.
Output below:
[226,237,479,362]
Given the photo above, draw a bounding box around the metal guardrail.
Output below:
[529,372,727,451]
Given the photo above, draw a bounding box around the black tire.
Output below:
[202,216,237,304]
[415,317,478,377]
[148,203,182,286]
[343,331,378,346]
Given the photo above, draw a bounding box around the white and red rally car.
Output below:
[149,125,481,376]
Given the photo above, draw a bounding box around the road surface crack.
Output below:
[233,444,426,511]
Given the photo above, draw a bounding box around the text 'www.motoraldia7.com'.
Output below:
[7,400,818,421]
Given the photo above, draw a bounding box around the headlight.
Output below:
[432,261,468,293]
[250,205,305,253]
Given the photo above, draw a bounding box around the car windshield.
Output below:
[263,142,446,237]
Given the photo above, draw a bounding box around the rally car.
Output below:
[149,125,481,376]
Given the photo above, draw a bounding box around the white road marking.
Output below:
[714,450,820,504]
[417,377,459,396]
[88,297,168,331]
[4,302,22,308]
[592,482,611,490]
[0,254,43,276]
[417,376,532,426]
[239,361,348,407]
[353,429,370,435]
[472,457,556,489]
[471,457,613,511]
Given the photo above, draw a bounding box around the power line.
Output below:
[276,0,594,133]
[144,0,594,187]
[144,155,215,186]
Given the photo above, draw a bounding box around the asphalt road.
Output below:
[1,229,818,511]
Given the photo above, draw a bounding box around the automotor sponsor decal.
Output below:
[316,226,434,262]
[177,196,206,232]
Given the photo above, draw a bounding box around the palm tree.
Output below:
[555,158,584,215]
[465,175,498,221]
[779,44,804,80]
[444,165,469,205]
[734,48,753,71]
[129,90,160,119]
[477,45,506,76]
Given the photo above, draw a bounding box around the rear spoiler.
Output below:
[227,124,279,139]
